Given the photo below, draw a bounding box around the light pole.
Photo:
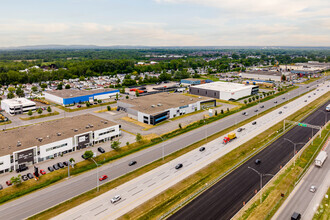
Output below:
[248,166,274,204]
[91,158,100,191]
[317,110,328,125]
[284,138,306,166]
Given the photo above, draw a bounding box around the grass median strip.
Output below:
[29,90,327,219]
[313,187,330,220]
[19,111,59,120]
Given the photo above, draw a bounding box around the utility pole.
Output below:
[248,167,274,204]
[284,138,306,166]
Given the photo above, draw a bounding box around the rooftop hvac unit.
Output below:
[57,133,61,136]
[190,98,193,101]
[151,105,156,108]
[17,141,21,147]
[74,129,78,132]
[198,96,201,99]
[86,125,90,129]
[157,103,162,106]
[104,121,108,124]
[38,138,43,142]
[89,124,93,128]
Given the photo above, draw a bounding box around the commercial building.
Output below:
[117,93,216,125]
[1,98,36,115]
[180,78,213,86]
[44,88,119,106]
[240,71,284,82]
[189,81,259,101]
[0,114,121,174]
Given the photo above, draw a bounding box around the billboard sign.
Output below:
[17,149,34,164]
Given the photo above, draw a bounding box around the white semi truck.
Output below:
[315,151,328,167]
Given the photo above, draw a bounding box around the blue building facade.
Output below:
[62,90,119,105]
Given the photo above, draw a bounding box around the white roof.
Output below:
[2,98,36,106]
[192,81,256,92]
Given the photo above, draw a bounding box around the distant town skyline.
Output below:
[0,0,329,47]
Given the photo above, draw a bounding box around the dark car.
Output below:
[63,161,70,166]
[304,100,307,102]
[48,166,54,172]
[307,86,309,88]
[57,162,64,168]
[260,105,264,108]
[22,175,29,181]
[254,109,258,112]
[81,154,87,160]
[175,163,183,169]
[16,166,28,173]
[282,97,285,100]
[252,121,257,125]
[98,147,105,154]
[53,164,59,170]
[242,112,247,115]
[0,184,3,190]
[279,111,282,114]
[255,159,261,165]
[237,128,244,132]
[129,161,137,166]
[274,101,278,104]
[199,147,205,152]
[27,173,34,179]
[291,212,301,220]
[308,96,311,98]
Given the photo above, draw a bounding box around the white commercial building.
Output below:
[1,98,36,115]
[0,114,121,174]
[189,81,259,101]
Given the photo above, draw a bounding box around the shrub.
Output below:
[107,106,111,111]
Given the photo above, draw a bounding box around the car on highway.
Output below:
[98,147,105,153]
[317,89,319,91]
[260,105,264,108]
[175,163,183,169]
[279,111,282,114]
[252,121,257,125]
[237,128,245,132]
[282,97,285,100]
[309,185,317,193]
[0,184,3,190]
[111,195,121,204]
[284,106,287,109]
[48,166,54,172]
[291,212,301,220]
[22,175,29,181]
[99,175,108,181]
[242,112,247,115]
[255,159,261,165]
[307,86,309,88]
[304,100,307,102]
[27,173,34,179]
[57,162,64,168]
[314,93,316,95]
[128,161,137,166]
[40,169,46,175]
[274,101,278,104]
[53,164,59,170]
[6,181,11,186]
[199,147,205,152]
[308,96,311,98]
[254,109,258,112]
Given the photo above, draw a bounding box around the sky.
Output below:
[0,0,329,47]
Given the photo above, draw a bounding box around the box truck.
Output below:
[315,151,328,167]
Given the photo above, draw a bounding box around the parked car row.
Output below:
[48,161,70,172]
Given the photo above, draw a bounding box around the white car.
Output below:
[309,185,317,193]
[111,195,121,203]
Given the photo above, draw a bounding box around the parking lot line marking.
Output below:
[148,182,156,188]
[143,179,152,184]
[73,215,82,220]
[132,189,143,196]
[90,204,103,211]
[158,172,165,176]
[128,186,137,192]
[95,209,108,216]
[161,175,169,180]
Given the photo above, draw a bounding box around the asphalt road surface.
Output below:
[0,79,326,220]
[273,140,330,220]
[169,101,330,220]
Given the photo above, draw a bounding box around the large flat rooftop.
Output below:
[242,71,282,76]
[191,81,256,92]
[45,88,118,99]
[2,98,36,106]
[119,93,213,115]
[0,114,117,157]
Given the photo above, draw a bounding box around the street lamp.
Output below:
[283,138,306,166]
[90,158,100,191]
[248,166,274,204]
[317,110,329,125]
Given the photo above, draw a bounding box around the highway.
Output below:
[273,138,330,220]
[0,79,326,219]
[169,101,329,220]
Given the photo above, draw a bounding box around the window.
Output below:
[46,143,68,152]
[99,128,116,136]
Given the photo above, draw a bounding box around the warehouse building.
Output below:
[117,93,216,125]
[44,88,119,106]
[240,71,284,82]
[1,98,36,115]
[189,81,259,101]
[0,114,121,174]
[180,78,213,86]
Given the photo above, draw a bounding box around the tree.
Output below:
[221,109,224,114]
[281,75,287,81]
[79,76,85,81]
[10,175,22,186]
[57,83,63,90]
[7,92,15,99]
[65,84,71,89]
[215,110,218,116]
[40,83,47,89]
[136,133,143,142]
[8,87,15,93]
[28,110,33,116]
[16,87,25,97]
[252,96,255,101]
[107,106,111,111]
[126,141,130,146]
[248,97,252,103]
[120,87,125,94]
[37,108,43,114]
[227,108,230,112]
[116,93,119,100]
[179,123,182,129]
[135,90,139,97]
[47,106,52,112]
[31,86,38,93]
[244,100,247,105]
[86,102,90,107]
[126,95,129,99]
[69,158,75,163]
[111,140,121,150]
[83,150,94,159]
[256,95,259,100]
